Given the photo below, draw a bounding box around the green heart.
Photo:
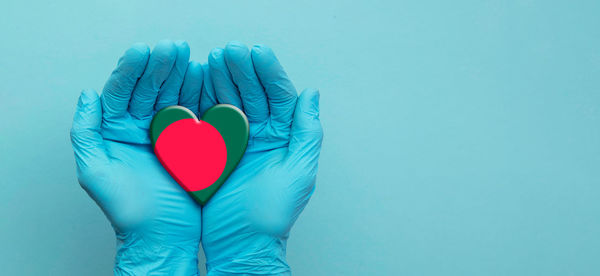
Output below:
[150,105,249,205]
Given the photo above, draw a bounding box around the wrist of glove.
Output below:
[114,232,200,276]
[205,236,290,276]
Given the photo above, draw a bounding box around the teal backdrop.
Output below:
[1,0,599,275]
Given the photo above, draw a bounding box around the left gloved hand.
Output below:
[70,40,206,275]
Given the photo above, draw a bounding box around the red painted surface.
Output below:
[154,119,227,192]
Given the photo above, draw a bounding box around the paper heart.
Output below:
[150,105,249,205]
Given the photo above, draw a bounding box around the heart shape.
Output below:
[150,105,249,205]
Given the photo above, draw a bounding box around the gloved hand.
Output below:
[200,42,323,275]
[70,40,206,275]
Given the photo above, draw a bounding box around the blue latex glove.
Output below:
[70,40,206,275]
[200,42,323,275]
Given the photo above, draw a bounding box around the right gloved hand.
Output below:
[200,42,324,275]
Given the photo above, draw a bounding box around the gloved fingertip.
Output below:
[128,42,151,55]
[175,40,190,57]
[226,40,246,49]
[299,88,320,117]
[154,40,178,58]
[308,88,320,107]
[225,41,249,60]
[251,45,280,69]
[251,44,271,54]
[211,47,224,56]
[209,48,225,63]
[73,89,102,133]
[121,43,150,65]
[175,40,189,47]
[79,89,99,107]
[187,61,203,74]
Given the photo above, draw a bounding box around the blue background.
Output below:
[1,0,599,275]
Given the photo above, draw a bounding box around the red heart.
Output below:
[154,118,227,192]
